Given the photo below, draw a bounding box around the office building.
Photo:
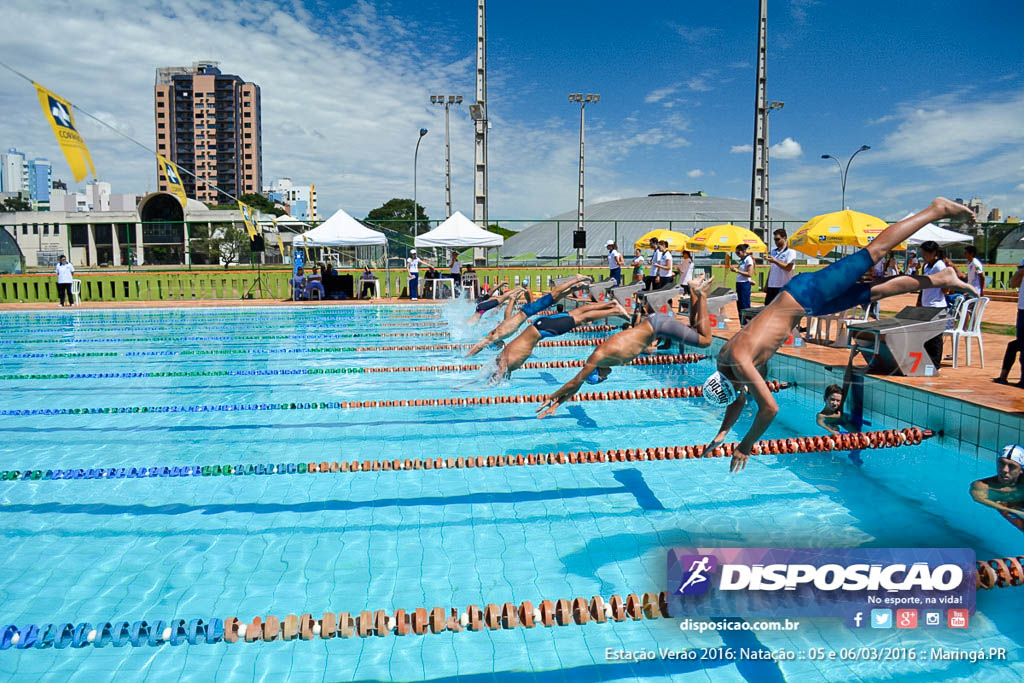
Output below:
[154,61,262,205]
[264,177,317,221]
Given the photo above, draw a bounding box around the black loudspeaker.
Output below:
[573,230,587,249]
[250,234,265,252]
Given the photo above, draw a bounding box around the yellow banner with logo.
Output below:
[33,82,96,183]
[157,155,188,207]
[238,201,259,239]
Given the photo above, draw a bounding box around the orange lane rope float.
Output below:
[3,427,932,482]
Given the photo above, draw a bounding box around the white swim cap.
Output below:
[702,371,737,406]
[1001,444,1024,466]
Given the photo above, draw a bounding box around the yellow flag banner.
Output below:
[33,82,96,183]
[270,218,286,255]
[157,155,188,207]
[238,201,259,239]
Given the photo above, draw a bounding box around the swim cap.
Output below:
[702,372,737,406]
[584,368,611,385]
[1001,444,1024,466]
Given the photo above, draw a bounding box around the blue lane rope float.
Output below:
[0,353,705,382]
[0,379,788,418]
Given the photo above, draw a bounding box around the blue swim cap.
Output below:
[1001,444,1024,466]
[584,369,601,384]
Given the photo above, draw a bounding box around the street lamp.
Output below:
[430,94,463,217]
[414,128,428,239]
[569,92,599,267]
[821,145,871,210]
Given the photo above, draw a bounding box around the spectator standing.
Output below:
[679,250,695,294]
[55,255,74,307]
[731,244,754,323]
[643,238,662,290]
[995,259,1024,386]
[630,248,645,283]
[763,229,796,306]
[656,240,674,289]
[605,240,624,285]
[406,249,428,300]
[965,245,984,295]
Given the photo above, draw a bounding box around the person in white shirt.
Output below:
[642,237,661,290]
[55,255,75,307]
[406,249,432,301]
[965,245,984,295]
[656,240,673,286]
[630,248,645,283]
[904,250,921,275]
[730,244,755,323]
[763,229,796,306]
[918,241,947,309]
[679,250,695,293]
[605,240,625,285]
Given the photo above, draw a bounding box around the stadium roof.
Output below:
[498,192,802,259]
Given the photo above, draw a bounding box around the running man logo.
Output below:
[157,155,188,207]
[675,554,717,596]
[33,82,96,182]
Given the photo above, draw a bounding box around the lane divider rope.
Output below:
[0,380,790,417]
[0,331,456,345]
[0,338,613,360]
[0,426,921,482]
[0,353,707,382]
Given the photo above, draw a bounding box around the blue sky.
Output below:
[1,0,1022,224]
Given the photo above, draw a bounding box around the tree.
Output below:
[215,223,252,268]
[1,197,31,212]
[487,224,515,239]
[365,198,429,238]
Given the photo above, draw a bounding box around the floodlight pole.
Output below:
[431,95,463,218]
[414,128,428,239]
[821,145,871,210]
[569,93,599,269]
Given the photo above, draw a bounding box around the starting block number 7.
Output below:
[909,351,923,373]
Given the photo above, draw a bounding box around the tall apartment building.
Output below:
[154,61,262,205]
[264,177,317,221]
[2,149,52,208]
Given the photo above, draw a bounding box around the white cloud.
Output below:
[730,144,752,154]
[687,169,703,178]
[644,85,678,104]
[770,137,803,159]
[669,23,721,43]
[687,77,712,92]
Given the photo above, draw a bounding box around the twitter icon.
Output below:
[871,609,892,629]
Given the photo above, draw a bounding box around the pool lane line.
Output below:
[0,380,791,417]
[0,319,451,335]
[0,558,1015,651]
[0,353,708,382]
[0,337,613,360]
[0,426,926,485]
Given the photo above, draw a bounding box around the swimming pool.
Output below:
[0,303,1021,681]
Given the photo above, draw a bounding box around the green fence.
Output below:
[2,262,1018,305]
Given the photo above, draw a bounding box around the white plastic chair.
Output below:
[70,279,82,306]
[944,296,988,368]
[828,305,872,347]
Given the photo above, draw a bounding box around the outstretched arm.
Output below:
[729,372,779,472]
[536,357,600,419]
[701,394,747,457]
[969,480,1024,516]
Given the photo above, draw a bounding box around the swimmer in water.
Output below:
[466,275,592,357]
[970,444,1024,533]
[535,275,715,418]
[489,300,629,383]
[467,283,524,324]
[700,198,977,473]
[816,384,858,436]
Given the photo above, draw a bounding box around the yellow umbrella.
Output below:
[633,229,691,252]
[688,224,768,253]
[789,209,905,257]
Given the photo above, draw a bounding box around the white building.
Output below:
[1,148,27,193]
[264,177,317,221]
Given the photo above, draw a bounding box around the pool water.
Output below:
[0,303,1021,682]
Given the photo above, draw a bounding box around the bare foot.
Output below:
[931,197,976,225]
[932,267,978,298]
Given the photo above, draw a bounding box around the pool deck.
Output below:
[3,293,1024,415]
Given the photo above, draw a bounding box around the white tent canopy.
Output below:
[901,213,973,246]
[414,211,502,248]
[293,208,386,247]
